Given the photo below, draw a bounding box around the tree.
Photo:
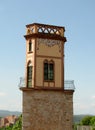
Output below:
[80,116,92,125]
[90,116,95,126]
[12,115,22,130]
[92,128,95,130]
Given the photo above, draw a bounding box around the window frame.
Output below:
[28,40,33,53]
[44,60,54,81]
[27,61,32,87]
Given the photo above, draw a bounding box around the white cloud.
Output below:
[91,95,95,99]
[91,103,95,107]
[0,92,6,97]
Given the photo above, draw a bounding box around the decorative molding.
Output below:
[37,38,62,52]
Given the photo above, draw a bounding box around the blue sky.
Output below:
[0,0,95,115]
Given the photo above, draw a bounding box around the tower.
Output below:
[19,23,75,130]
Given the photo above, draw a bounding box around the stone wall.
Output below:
[77,125,95,130]
[22,89,73,130]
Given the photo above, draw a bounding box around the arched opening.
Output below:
[27,61,32,87]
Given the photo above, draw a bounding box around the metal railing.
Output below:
[19,77,75,91]
[64,80,75,90]
[19,77,25,88]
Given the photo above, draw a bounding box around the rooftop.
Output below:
[24,23,66,41]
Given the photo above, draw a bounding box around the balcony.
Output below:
[19,77,75,91]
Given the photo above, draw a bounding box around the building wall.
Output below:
[25,38,64,89]
[36,39,62,57]
[22,90,73,130]
[35,38,63,88]
[36,57,62,88]
[25,39,35,87]
[77,125,95,130]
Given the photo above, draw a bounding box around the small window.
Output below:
[27,61,32,87]
[29,41,32,52]
[44,60,54,81]
[44,63,48,80]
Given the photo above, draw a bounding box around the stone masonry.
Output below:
[22,89,73,130]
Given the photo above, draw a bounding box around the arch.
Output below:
[49,59,54,64]
[27,60,32,66]
[44,59,48,63]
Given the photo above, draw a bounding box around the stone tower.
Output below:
[19,23,75,130]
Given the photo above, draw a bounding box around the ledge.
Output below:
[20,87,74,93]
[28,51,33,54]
[24,33,67,42]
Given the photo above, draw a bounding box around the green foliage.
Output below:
[74,115,95,130]
[80,116,92,125]
[92,128,95,130]
[90,117,95,126]
[73,123,78,130]
[12,115,22,130]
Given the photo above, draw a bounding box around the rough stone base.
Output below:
[22,89,73,130]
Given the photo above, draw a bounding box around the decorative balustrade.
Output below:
[26,23,65,37]
[19,77,75,91]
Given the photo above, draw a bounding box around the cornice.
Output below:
[20,87,74,94]
[24,33,67,42]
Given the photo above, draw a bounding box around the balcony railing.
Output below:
[19,77,75,91]
[19,77,25,88]
[26,23,65,37]
[64,80,75,90]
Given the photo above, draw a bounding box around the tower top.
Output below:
[24,23,66,41]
